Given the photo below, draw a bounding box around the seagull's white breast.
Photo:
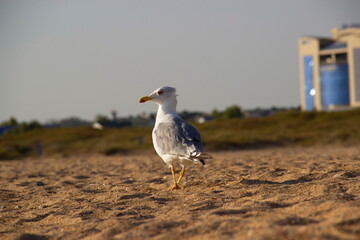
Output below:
[152,113,180,166]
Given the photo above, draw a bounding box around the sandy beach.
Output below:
[1,146,360,240]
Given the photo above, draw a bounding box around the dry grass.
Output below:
[1,109,360,160]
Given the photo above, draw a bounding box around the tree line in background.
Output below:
[0,117,42,134]
[0,105,297,135]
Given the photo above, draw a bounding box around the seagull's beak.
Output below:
[139,96,153,103]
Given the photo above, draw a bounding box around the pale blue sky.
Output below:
[1,0,360,122]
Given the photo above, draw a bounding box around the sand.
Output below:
[1,146,360,240]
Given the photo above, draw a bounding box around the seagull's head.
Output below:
[139,86,177,105]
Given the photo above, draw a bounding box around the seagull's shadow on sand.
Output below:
[241,176,311,185]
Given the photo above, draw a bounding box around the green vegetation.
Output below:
[211,104,244,119]
[0,126,152,160]
[0,117,42,134]
[222,105,244,118]
[95,114,111,123]
[1,109,360,160]
[199,109,360,150]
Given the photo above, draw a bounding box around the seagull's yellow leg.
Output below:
[170,164,181,190]
[177,165,185,185]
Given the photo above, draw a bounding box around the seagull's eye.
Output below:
[157,89,164,95]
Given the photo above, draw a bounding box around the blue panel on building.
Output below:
[303,56,314,110]
[320,64,350,107]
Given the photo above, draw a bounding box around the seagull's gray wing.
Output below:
[154,117,203,158]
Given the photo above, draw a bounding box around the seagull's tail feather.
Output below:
[190,152,213,165]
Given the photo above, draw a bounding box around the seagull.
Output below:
[139,86,212,190]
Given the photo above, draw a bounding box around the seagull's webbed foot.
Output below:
[171,184,182,190]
